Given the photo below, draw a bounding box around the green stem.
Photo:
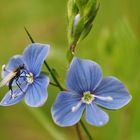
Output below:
[68,43,93,140]
[49,81,59,87]
[76,123,83,140]
[44,61,64,90]
[24,27,35,43]
[80,120,93,140]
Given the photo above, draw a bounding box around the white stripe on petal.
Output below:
[71,101,82,112]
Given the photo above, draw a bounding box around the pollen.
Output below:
[26,72,34,84]
[82,91,94,104]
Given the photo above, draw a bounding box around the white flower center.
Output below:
[82,91,94,104]
[82,91,113,104]
[26,72,34,84]
[71,91,113,112]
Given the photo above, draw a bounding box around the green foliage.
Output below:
[67,0,98,48]
[0,0,140,140]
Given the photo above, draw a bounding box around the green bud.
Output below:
[67,0,99,55]
[75,0,88,14]
[67,14,76,45]
[73,14,81,30]
[83,0,99,25]
[68,13,81,46]
[72,16,85,44]
[79,23,93,41]
[79,0,99,41]
[67,0,78,20]
[67,0,79,45]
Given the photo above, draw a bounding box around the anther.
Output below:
[26,72,34,84]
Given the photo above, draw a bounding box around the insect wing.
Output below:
[0,71,17,88]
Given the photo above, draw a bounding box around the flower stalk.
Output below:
[80,120,93,140]
[24,27,93,140]
[67,0,99,63]
[44,61,64,90]
[75,123,84,140]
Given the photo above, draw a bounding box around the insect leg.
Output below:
[15,78,25,94]
[20,69,28,77]
[8,78,14,96]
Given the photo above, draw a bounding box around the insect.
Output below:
[0,64,25,97]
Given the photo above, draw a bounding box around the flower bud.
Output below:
[67,0,99,48]
[67,0,99,63]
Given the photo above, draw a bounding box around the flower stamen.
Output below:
[94,95,113,101]
[26,72,34,84]
[81,91,113,104]
[82,91,94,104]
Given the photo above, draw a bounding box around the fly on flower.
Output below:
[0,43,50,107]
[51,57,132,127]
[0,64,25,96]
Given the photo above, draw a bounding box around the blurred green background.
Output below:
[0,0,140,140]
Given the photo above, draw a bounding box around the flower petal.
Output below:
[51,92,85,127]
[25,75,49,107]
[0,83,28,106]
[67,57,102,94]
[94,76,132,109]
[2,55,24,78]
[85,103,109,126]
[23,43,50,76]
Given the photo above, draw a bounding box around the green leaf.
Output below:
[75,0,88,14]
[83,0,98,24]
[41,71,49,76]
[79,23,93,41]
[24,27,35,43]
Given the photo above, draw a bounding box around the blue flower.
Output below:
[0,43,50,107]
[51,57,132,127]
